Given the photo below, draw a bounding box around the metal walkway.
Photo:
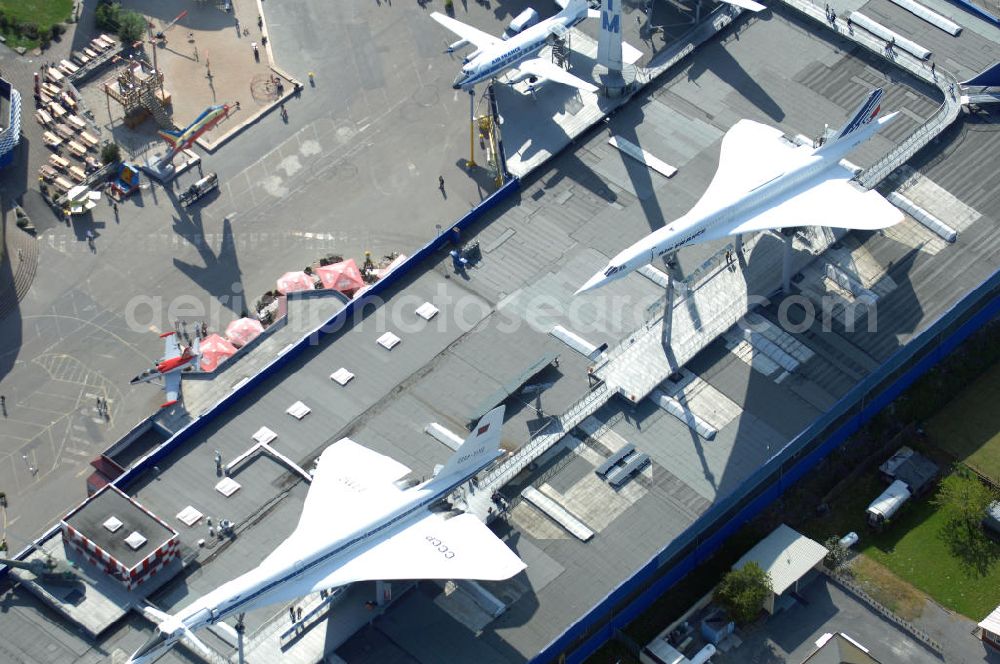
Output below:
[466,382,613,519]
[777,0,964,188]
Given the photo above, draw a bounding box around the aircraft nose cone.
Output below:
[575,271,607,296]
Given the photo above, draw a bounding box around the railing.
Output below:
[859,84,960,188]
[776,0,965,189]
[478,381,612,489]
[632,6,744,89]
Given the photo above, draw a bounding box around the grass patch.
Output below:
[848,555,925,621]
[803,465,1000,620]
[0,0,73,50]
[926,361,1000,483]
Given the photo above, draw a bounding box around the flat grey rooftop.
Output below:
[2,3,1000,664]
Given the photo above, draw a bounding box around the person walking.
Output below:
[438,175,445,190]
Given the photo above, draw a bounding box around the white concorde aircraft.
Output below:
[128,406,523,663]
[576,88,903,294]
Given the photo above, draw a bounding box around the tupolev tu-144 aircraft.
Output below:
[577,88,903,294]
[128,407,524,663]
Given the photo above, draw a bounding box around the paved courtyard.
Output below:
[713,575,998,664]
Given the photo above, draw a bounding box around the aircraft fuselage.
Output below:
[454,5,587,90]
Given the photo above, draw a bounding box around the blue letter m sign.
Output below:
[602,11,620,34]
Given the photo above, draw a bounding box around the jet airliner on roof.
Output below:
[128,407,524,664]
[577,88,903,294]
[432,0,600,92]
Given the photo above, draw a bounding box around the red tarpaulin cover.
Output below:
[316,259,365,295]
[199,333,238,372]
[225,317,264,348]
[276,270,316,294]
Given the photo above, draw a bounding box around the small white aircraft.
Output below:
[129,331,199,408]
[127,406,524,664]
[576,88,903,294]
[432,0,600,92]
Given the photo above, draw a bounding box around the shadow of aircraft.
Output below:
[682,14,784,122]
[171,207,244,315]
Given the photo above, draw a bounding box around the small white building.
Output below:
[979,605,1000,650]
[733,523,828,614]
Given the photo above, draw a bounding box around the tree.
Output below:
[934,468,1000,576]
[714,561,773,625]
[117,9,146,44]
[935,469,996,535]
[823,535,849,571]
[94,2,146,43]
[95,3,121,33]
[100,142,121,165]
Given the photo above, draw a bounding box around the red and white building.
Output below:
[61,485,179,591]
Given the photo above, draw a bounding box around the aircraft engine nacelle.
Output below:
[503,8,540,40]
[507,69,547,92]
[462,49,483,64]
[446,38,469,53]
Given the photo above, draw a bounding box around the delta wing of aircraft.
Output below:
[577,88,903,294]
[128,406,525,663]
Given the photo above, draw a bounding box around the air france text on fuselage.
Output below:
[657,227,706,257]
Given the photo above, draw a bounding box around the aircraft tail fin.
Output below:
[832,88,886,141]
[158,129,182,148]
[436,406,505,480]
[558,0,590,16]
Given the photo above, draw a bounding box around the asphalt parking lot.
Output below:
[713,574,1000,664]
